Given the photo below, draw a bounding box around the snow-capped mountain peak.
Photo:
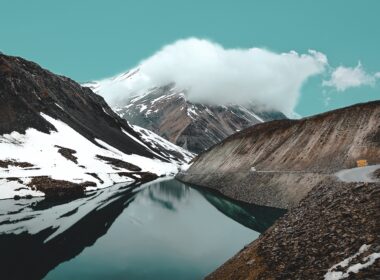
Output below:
[84,69,286,153]
[0,54,193,200]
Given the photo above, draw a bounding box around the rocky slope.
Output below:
[207,179,380,280]
[177,101,380,208]
[84,70,286,153]
[0,54,193,199]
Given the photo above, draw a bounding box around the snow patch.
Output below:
[139,104,147,113]
[324,244,380,280]
[0,113,184,199]
[238,105,264,122]
[131,125,194,164]
[187,106,198,120]
[55,103,64,111]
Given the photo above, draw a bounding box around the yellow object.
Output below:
[356,160,368,167]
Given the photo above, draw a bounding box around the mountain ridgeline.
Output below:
[177,100,380,208]
[0,54,192,199]
[0,55,177,160]
[84,69,286,153]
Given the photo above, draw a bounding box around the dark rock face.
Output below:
[207,180,380,280]
[0,159,34,168]
[0,54,184,162]
[111,84,286,153]
[85,172,105,184]
[55,145,78,164]
[95,155,142,171]
[177,101,380,208]
[27,176,95,198]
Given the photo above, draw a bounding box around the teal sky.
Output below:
[1,0,379,116]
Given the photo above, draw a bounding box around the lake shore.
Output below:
[207,179,380,279]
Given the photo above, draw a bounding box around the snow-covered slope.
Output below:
[84,70,286,153]
[0,54,193,200]
[0,113,192,199]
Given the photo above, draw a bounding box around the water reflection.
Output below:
[196,186,286,233]
[146,180,190,211]
[0,181,139,280]
[0,179,285,280]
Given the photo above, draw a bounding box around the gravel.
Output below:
[207,179,380,279]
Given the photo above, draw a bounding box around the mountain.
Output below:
[84,69,286,153]
[0,179,285,280]
[177,101,380,208]
[177,100,380,278]
[0,54,193,200]
[207,179,380,279]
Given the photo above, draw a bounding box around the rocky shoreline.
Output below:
[176,101,380,279]
[207,179,380,279]
[177,171,331,209]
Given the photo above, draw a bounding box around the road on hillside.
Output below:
[335,164,380,183]
[249,164,380,183]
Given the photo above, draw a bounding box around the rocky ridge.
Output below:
[177,101,380,208]
[207,179,380,279]
[84,70,286,153]
[0,54,192,199]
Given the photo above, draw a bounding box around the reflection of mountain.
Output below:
[196,187,286,233]
[146,180,191,211]
[0,183,140,280]
[0,179,193,279]
[0,179,284,279]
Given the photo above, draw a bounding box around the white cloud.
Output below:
[323,62,379,91]
[139,39,328,116]
[94,38,328,117]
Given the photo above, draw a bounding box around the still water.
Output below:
[0,179,285,280]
